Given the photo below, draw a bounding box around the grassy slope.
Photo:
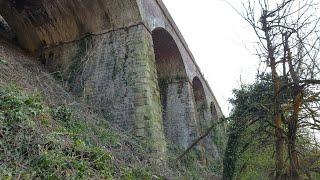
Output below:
[0,39,219,179]
[0,85,155,179]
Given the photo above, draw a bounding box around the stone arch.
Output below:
[192,78,220,160]
[191,76,208,161]
[0,0,142,52]
[210,102,218,121]
[192,76,207,128]
[152,28,188,81]
[152,27,191,148]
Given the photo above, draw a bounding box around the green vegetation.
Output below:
[166,143,219,180]
[0,85,154,179]
[0,84,221,179]
[0,59,7,65]
[223,75,320,179]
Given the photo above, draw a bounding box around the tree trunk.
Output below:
[275,113,285,179]
[261,13,286,178]
[286,44,303,179]
[287,89,303,179]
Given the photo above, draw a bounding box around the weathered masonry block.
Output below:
[0,0,224,161]
[41,24,167,159]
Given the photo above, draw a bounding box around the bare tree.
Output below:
[229,0,320,179]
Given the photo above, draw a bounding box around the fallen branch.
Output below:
[176,118,226,161]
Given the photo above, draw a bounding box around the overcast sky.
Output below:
[162,0,258,115]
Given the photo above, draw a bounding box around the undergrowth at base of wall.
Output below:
[0,85,154,179]
[0,84,221,179]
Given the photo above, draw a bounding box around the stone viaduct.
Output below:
[0,0,223,161]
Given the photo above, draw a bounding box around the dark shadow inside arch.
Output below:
[192,78,220,160]
[192,76,206,128]
[210,102,218,121]
[152,28,190,147]
[191,76,208,161]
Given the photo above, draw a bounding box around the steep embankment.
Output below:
[0,39,219,179]
[0,38,160,179]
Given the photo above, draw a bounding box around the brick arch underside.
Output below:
[0,0,142,52]
[152,28,194,148]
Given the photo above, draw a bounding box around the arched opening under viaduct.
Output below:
[152,28,191,148]
[192,78,220,160]
[210,102,218,121]
[192,76,207,129]
[192,76,209,161]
